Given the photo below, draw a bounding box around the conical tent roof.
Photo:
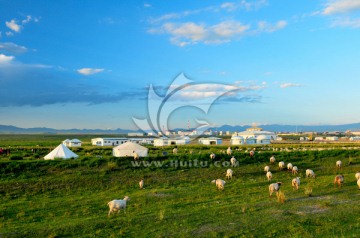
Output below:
[44,144,79,160]
[113,141,148,157]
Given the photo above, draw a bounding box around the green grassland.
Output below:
[1,135,360,237]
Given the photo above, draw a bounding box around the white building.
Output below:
[91,138,128,146]
[154,136,191,146]
[198,137,222,145]
[62,139,82,147]
[326,136,339,141]
[349,136,360,141]
[314,137,324,141]
[231,126,277,145]
[127,132,144,137]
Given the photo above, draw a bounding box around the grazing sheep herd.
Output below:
[108,150,360,217]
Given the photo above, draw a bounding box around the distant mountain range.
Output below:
[1,123,360,134]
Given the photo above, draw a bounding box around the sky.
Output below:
[1,0,360,131]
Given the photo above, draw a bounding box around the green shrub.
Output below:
[9,155,23,160]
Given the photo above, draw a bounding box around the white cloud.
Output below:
[0,54,15,64]
[77,68,104,75]
[6,20,22,32]
[257,20,287,32]
[5,15,39,34]
[221,0,268,12]
[5,32,14,37]
[0,42,28,54]
[144,3,152,8]
[323,0,360,15]
[150,20,249,46]
[280,83,302,88]
[331,17,360,28]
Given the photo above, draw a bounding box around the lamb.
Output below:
[336,160,342,168]
[334,175,344,188]
[287,163,293,171]
[269,182,282,196]
[107,196,130,216]
[173,148,178,154]
[249,150,255,157]
[292,166,298,175]
[292,177,300,190]
[264,165,270,173]
[226,169,233,180]
[266,171,272,182]
[355,172,360,181]
[306,169,316,178]
[227,147,232,156]
[278,161,285,170]
[211,179,226,190]
[357,178,360,190]
[210,153,216,160]
[230,156,237,167]
[270,156,276,164]
[133,151,139,161]
[139,179,144,189]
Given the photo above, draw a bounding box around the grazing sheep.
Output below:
[270,156,276,164]
[173,148,178,154]
[139,180,144,189]
[292,177,300,190]
[266,171,272,181]
[210,153,216,160]
[133,151,139,160]
[287,163,293,171]
[355,172,360,181]
[264,165,270,173]
[227,147,232,156]
[292,166,298,175]
[269,182,283,197]
[249,150,255,157]
[334,175,344,188]
[357,178,360,190]
[336,160,342,168]
[211,179,226,190]
[278,161,285,170]
[306,169,316,178]
[107,196,130,216]
[230,156,237,167]
[226,169,233,180]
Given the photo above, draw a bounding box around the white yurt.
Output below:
[113,141,148,157]
[44,144,79,160]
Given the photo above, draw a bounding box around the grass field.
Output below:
[1,135,360,237]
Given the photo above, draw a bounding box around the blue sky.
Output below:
[1,0,360,130]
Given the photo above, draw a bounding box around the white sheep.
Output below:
[334,175,344,188]
[226,169,233,180]
[357,178,360,190]
[249,150,255,157]
[210,153,216,160]
[264,165,270,173]
[355,172,360,181]
[173,148,178,154]
[230,156,237,167]
[336,160,342,168]
[139,179,144,189]
[266,171,272,182]
[107,196,130,216]
[292,166,298,175]
[227,147,232,156]
[270,156,276,164]
[278,161,285,170]
[306,169,316,178]
[211,179,226,190]
[292,177,300,190]
[133,151,139,160]
[287,163,293,171]
[269,182,282,197]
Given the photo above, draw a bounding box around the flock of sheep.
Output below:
[107,148,360,216]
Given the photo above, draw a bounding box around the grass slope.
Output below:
[1,144,360,237]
